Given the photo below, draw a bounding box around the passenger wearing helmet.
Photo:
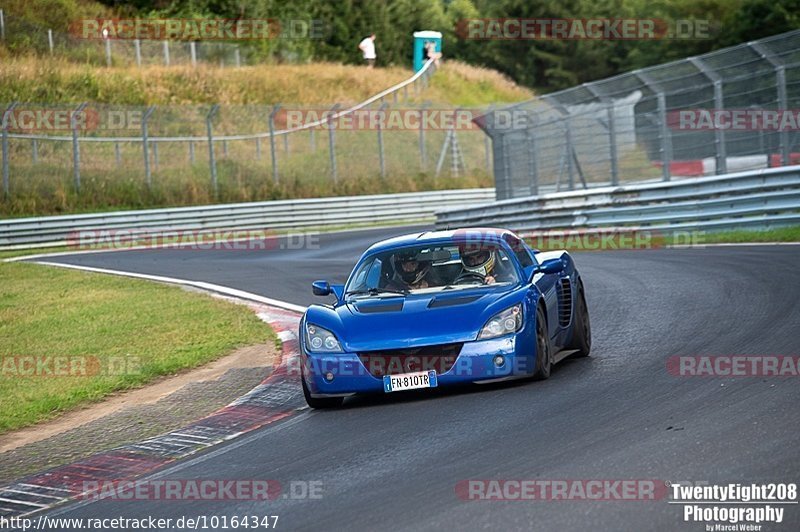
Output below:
[458,245,513,284]
[389,250,432,290]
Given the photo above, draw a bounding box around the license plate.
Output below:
[383,370,438,393]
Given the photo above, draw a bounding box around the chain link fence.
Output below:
[0,61,498,212]
[481,30,800,200]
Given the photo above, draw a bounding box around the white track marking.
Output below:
[28,260,307,313]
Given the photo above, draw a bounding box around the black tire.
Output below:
[568,282,592,357]
[301,371,344,409]
[532,305,553,380]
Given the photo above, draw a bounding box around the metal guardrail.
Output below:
[0,188,495,249]
[435,167,800,233]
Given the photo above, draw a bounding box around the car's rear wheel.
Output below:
[301,370,344,409]
[532,305,553,380]
[568,281,591,357]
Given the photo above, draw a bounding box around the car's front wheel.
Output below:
[301,370,344,409]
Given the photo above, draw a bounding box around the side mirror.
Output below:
[536,258,564,275]
[312,280,331,296]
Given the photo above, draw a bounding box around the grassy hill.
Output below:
[0,57,531,106]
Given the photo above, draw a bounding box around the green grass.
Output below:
[697,226,800,244]
[0,261,271,433]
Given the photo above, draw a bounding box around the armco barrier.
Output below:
[435,167,800,233]
[0,188,495,249]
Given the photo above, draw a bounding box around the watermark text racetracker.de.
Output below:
[667,356,800,377]
[78,479,322,501]
[0,355,140,377]
[1,515,279,531]
[70,18,325,40]
[67,229,320,252]
[455,479,668,501]
[1,106,145,132]
[669,109,800,131]
[456,18,711,40]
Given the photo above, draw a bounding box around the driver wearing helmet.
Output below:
[458,245,512,284]
[389,250,432,290]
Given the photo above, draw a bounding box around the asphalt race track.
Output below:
[24,227,800,530]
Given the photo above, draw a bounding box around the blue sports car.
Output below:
[299,228,591,408]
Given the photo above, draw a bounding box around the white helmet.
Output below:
[460,247,495,277]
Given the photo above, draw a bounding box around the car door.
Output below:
[505,235,560,339]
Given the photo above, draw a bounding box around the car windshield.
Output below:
[345,243,520,297]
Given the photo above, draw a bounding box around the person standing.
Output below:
[358,33,377,68]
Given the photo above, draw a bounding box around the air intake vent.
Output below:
[557,278,572,327]
[354,301,404,313]
[428,295,481,308]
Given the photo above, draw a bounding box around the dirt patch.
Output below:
[0,342,279,455]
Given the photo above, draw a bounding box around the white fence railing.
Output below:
[0,188,495,249]
[435,167,800,234]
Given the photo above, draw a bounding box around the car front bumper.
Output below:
[301,333,538,397]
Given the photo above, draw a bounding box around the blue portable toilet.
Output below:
[413,31,442,72]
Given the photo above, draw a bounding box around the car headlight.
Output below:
[305,323,343,353]
[479,304,523,340]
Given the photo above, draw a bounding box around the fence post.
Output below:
[775,71,789,167]
[48,29,54,54]
[310,129,316,153]
[327,104,340,183]
[2,102,17,197]
[483,104,493,174]
[142,106,155,189]
[542,95,576,189]
[31,139,38,164]
[189,141,195,164]
[690,57,726,175]
[377,103,387,179]
[206,104,220,196]
[419,102,429,170]
[435,129,453,178]
[750,42,790,167]
[0,10,5,41]
[606,102,619,185]
[526,126,539,196]
[134,39,141,67]
[657,93,672,181]
[234,47,241,67]
[71,102,87,193]
[162,40,170,66]
[564,123,575,190]
[269,104,280,183]
[634,71,672,181]
[105,38,112,67]
[114,142,121,166]
[255,136,261,160]
[190,41,197,67]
